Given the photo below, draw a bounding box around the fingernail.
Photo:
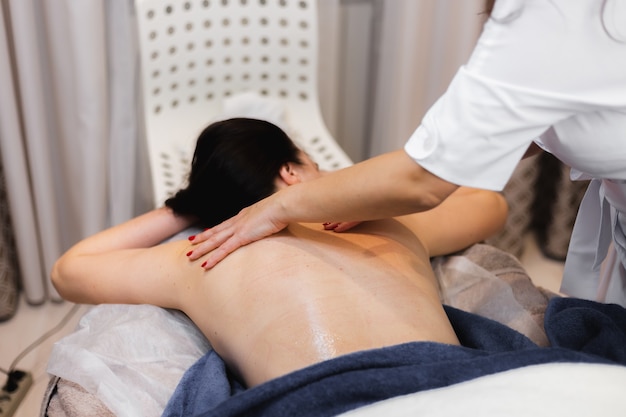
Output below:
[186,251,193,257]
[201,261,207,268]
[204,228,210,231]
[188,235,195,241]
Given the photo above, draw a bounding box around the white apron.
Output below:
[562,179,626,306]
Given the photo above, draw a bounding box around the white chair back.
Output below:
[135,0,352,206]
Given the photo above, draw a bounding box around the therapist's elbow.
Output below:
[407,165,459,212]
[386,150,459,214]
[420,189,451,210]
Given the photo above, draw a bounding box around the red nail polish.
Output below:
[186,251,193,257]
[188,235,195,241]
[201,261,207,268]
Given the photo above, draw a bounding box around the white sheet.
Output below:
[47,304,210,417]
[341,362,626,417]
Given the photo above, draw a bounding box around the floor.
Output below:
[0,233,564,417]
[0,299,88,417]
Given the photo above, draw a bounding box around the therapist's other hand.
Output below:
[322,221,362,232]
[187,199,288,269]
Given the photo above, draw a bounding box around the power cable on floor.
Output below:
[3,303,82,374]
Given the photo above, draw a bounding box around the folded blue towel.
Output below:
[162,298,626,417]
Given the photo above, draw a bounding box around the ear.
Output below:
[277,162,302,187]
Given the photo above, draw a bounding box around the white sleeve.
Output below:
[405,0,626,191]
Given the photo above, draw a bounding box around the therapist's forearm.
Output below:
[275,150,458,223]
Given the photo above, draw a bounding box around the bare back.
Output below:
[52,187,506,388]
[175,219,459,387]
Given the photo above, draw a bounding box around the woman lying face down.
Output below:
[51,118,508,387]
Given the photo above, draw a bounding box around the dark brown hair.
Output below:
[165,118,302,227]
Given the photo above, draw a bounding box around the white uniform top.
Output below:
[404,0,626,306]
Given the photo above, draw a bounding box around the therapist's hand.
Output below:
[186,196,288,269]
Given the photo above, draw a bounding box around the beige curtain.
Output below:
[322,0,486,161]
[0,0,151,304]
[368,0,486,156]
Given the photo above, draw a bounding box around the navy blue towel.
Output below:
[162,298,626,417]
